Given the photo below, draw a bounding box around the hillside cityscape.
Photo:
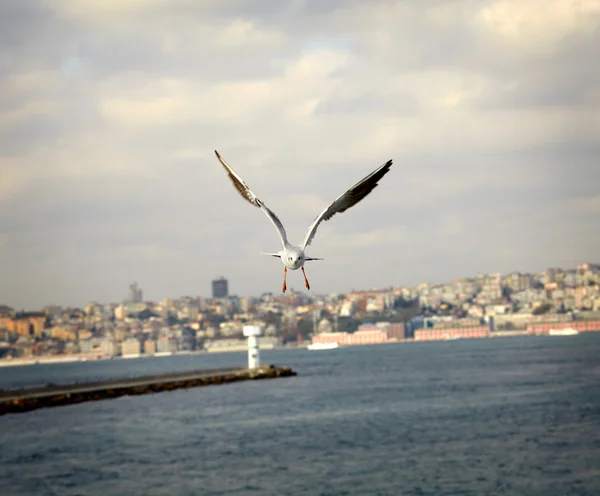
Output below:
[1,263,600,363]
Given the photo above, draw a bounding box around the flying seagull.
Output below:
[214,150,393,293]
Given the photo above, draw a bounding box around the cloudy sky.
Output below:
[1,0,599,309]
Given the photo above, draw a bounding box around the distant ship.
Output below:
[307,342,339,351]
[548,328,579,336]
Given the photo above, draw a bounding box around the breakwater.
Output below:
[0,364,296,416]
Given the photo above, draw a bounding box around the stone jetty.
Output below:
[0,364,296,416]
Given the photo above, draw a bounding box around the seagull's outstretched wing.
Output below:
[301,159,393,250]
[214,150,289,248]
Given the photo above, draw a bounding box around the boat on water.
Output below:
[307,342,339,351]
[548,328,579,336]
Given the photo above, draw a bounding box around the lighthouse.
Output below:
[243,325,262,369]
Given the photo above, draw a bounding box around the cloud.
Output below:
[96,48,349,129]
[0,100,62,127]
[2,69,61,98]
[44,0,176,23]
[0,157,33,199]
[573,195,600,214]
[328,227,408,249]
[1,0,599,308]
[215,18,285,47]
[475,0,600,52]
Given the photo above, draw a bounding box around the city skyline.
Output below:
[2,261,598,313]
[1,1,599,309]
[2,260,599,363]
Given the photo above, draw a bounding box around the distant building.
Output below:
[317,318,332,333]
[156,336,178,353]
[43,305,63,317]
[10,313,47,337]
[122,301,147,316]
[121,338,141,357]
[79,339,94,354]
[51,327,77,341]
[126,282,143,303]
[414,326,490,341]
[144,339,156,355]
[212,277,229,299]
[386,323,406,340]
[100,339,118,358]
[239,297,251,313]
[311,330,388,346]
[0,305,14,316]
[79,338,118,358]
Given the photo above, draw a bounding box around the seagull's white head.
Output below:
[283,248,305,270]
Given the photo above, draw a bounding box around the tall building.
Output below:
[126,282,143,303]
[212,277,229,299]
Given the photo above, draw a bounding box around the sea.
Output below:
[1,334,599,496]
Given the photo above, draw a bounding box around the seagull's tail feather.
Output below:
[261,251,282,258]
[306,256,324,261]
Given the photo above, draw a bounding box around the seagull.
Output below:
[214,150,393,293]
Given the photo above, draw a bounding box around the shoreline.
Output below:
[0,330,578,368]
[0,344,314,368]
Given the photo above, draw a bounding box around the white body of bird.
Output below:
[263,247,306,269]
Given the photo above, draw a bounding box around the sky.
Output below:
[1,0,599,310]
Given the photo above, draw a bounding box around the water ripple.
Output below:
[1,335,600,495]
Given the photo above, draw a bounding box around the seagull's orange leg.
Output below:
[302,267,310,290]
[282,267,287,293]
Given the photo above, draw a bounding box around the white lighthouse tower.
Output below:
[243,325,262,369]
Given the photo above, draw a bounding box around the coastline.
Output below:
[0,344,311,368]
[0,330,578,368]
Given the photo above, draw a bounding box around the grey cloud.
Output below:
[1,0,599,308]
[315,91,420,116]
[476,33,600,110]
[0,1,56,48]
[149,0,356,23]
[0,1,77,73]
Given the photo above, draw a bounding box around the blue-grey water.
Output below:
[1,335,600,496]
